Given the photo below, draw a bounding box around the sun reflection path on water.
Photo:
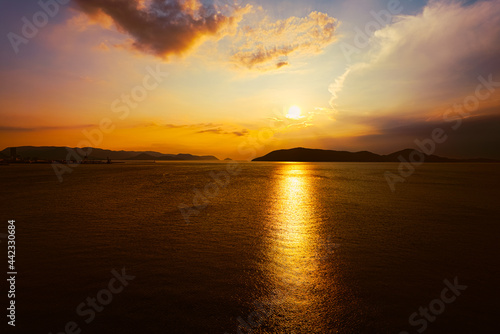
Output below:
[261,164,337,332]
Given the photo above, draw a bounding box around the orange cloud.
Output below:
[73,0,251,59]
[142,122,249,137]
[72,1,338,70]
[231,11,338,71]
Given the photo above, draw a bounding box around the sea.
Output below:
[0,162,499,333]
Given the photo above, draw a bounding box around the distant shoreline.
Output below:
[252,147,500,163]
[2,146,499,164]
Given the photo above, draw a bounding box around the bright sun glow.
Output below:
[286,105,302,120]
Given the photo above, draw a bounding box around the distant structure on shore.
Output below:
[0,147,112,165]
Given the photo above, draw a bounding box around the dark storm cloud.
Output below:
[326,112,500,159]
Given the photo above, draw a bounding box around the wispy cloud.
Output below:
[231,11,339,71]
[0,124,96,132]
[197,128,248,136]
[330,0,500,116]
[71,1,339,71]
[143,122,249,136]
[148,122,218,129]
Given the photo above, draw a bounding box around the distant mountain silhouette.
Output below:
[126,152,218,161]
[253,147,499,162]
[1,146,218,161]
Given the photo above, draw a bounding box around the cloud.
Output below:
[231,11,338,71]
[73,0,251,58]
[71,1,339,71]
[196,127,249,136]
[231,129,249,136]
[143,122,248,136]
[151,122,217,129]
[96,41,110,52]
[330,0,500,117]
[320,112,500,159]
[0,125,96,132]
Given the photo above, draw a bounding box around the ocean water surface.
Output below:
[1,162,499,333]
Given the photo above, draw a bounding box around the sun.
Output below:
[286,105,302,120]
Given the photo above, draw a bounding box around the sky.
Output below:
[0,0,499,160]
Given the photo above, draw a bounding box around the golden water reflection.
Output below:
[264,164,330,331]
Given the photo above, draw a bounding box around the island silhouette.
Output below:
[2,146,498,164]
[0,146,218,162]
[253,147,499,163]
